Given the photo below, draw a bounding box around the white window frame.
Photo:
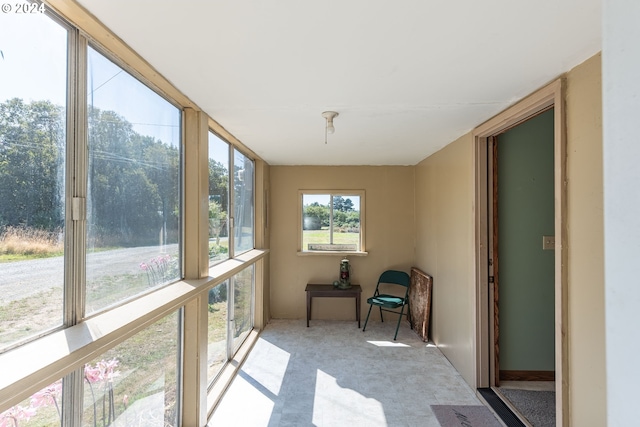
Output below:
[298,190,367,256]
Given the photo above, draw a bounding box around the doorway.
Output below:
[490,108,556,426]
[492,108,555,385]
[473,80,567,426]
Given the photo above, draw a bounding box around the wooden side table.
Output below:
[305,284,362,328]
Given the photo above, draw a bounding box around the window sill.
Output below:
[297,251,368,256]
[207,328,260,418]
[0,249,268,411]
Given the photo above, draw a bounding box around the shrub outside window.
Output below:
[300,191,365,253]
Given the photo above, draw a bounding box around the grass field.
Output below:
[0,287,63,347]
[302,229,359,249]
[0,226,63,262]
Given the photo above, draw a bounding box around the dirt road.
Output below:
[0,244,179,303]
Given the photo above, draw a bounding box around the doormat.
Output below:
[498,388,555,427]
[431,405,502,427]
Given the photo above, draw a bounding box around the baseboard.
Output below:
[500,370,555,381]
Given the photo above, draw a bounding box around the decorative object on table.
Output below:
[337,258,351,289]
[409,267,433,342]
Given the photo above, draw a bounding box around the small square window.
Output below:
[299,191,365,254]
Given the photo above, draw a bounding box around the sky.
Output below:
[0,12,67,106]
[208,131,229,166]
[0,10,180,147]
[1,7,239,179]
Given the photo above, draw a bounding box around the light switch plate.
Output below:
[543,235,555,250]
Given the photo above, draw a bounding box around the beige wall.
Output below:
[410,53,605,424]
[266,54,604,426]
[565,53,605,426]
[269,166,415,320]
[414,133,476,384]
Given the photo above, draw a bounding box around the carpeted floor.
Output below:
[498,388,555,427]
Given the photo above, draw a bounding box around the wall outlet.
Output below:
[543,235,555,250]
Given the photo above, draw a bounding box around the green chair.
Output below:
[362,270,411,340]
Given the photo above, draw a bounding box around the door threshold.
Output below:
[477,388,526,427]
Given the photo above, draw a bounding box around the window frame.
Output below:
[207,130,231,267]
[0,2,265,423]
[297,190,367,256]
[0,9,72,353]
[206,279,229,387]
[205,134,257,388]
[232,147,255,257]
[83,41,185,316]
[207,130,257,262]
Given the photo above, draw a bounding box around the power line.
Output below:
[89,70,123,95]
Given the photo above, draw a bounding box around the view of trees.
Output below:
[0,97,242,252]
[0,98,184,248]
[87,105,180,247]
[208,159,228,212]
[302,196,360,231]
[0,98,65,231]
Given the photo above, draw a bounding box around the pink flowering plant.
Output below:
[139,254,173,286]
[0,405,37,427]
[0,358,121,427]
[84,358,120,427]
[0,380,60,427]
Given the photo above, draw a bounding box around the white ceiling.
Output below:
[77,0,601,165]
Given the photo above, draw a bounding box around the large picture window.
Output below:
[207,279,228,385]
[82,311,179,426]
[207,139,256,384]
[208,132,229,265]
[231,265,254,353]
[233,149,254,255]
[86,46,182,313]
[0,12,68,350]
[300,191,365,253]
[206,264,256,387]
[0,5,260,425]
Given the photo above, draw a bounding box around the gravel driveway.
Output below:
[0,244,179,304]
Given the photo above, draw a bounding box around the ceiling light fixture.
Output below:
[322,111,339,144]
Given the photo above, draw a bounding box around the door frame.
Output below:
[473,79,567,426]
